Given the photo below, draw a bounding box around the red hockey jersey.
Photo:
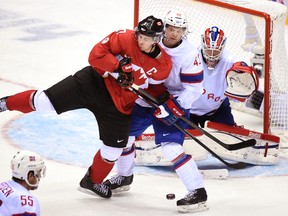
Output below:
[88,29,172,114]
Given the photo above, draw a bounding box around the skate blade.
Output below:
[77,186,105,198]
[177,201,209,213]
[112,185,130,194]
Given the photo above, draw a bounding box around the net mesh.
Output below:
[135,0,288,141]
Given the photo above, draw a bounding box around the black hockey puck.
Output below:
[166,193,175,200]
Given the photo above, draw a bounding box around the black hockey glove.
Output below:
[157,91,170,104]
[114,56,134,88]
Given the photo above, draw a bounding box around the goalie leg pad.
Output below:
[207,122,280,165]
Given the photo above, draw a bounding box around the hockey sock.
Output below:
[173,154,204,191]
[90,150,115,184]
[116,144,136,176]
[6,90,36,113]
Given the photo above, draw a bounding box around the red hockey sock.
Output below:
[90,150,115,184]
[6,90,36,113]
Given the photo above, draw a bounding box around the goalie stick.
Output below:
[128,85,248,169]
[130,83,256,151]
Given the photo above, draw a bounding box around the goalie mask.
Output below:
[164,10,188,37]
[135,15,164,44]
[11,150,46,188]
[201,26,227,70]
[225,61,259,102]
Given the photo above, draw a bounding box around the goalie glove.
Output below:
[114,56,134,87]
[154,97,185,126]
[225,61,259,102]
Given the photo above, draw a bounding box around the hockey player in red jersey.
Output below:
[104,10,208,213]
[0,15,172,198]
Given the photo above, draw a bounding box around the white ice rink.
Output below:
[1,0,288,215]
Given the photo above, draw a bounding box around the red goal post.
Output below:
[133,0,288,140]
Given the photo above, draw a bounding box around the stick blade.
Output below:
[229,161,249,169]
[227,139,256,151]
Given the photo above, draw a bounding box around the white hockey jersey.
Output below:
[0,180,40,216]
[160,39,204,109]
[189,48,238,116]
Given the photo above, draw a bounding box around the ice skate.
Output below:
[104,174,133,193]
[176,188,208,213]
[0,97,8,112]
[77,170,112,198]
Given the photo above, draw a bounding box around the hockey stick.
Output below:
[135,144,161,151]
[130,83,256,151]
[128,85,248,169]
[172,122,247,169]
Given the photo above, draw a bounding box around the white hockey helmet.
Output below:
[11,150,46,187]
[201,26,227,66]
[164,9,188,28]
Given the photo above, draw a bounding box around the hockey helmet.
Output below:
[11,150,46,187]
[135,15,164,39]
[202,26,227,63]
[164,10,188,29]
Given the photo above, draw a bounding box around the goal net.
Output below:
[134,0,288,142]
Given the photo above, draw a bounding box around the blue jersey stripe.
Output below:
[180,70,203,83]
[173,154,192,170]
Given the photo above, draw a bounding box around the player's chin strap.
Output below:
[128,83,254,169]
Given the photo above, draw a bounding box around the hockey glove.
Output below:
[157,91,170,105]
[154,98,185,126]
[115,56,134,88]
[225,61,259,102]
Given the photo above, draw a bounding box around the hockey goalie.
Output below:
[135,61,280,167]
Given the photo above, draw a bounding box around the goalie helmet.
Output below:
[201,26,227,69]
[11,150,46,187]
[225,61,259,102]
[135,15,164,43]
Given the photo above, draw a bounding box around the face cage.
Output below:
[202,47,223,62]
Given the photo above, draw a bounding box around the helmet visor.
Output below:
[35,166,46,178]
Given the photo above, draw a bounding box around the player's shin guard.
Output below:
[103,144,135,193]
[161,143,204,191]
[90,150,115,184]
[116,144,136,176]
[6,90,36,113]
[173,154,204,191]
[172,154,208,213]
